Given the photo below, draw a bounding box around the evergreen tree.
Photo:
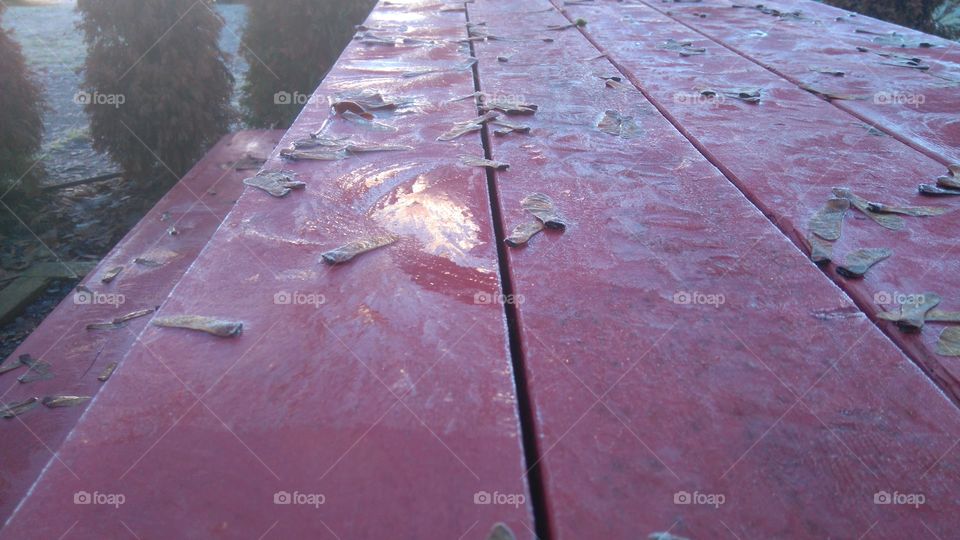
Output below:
[0,3,45,193]
[77,0,233,182]
[240,0,377,128]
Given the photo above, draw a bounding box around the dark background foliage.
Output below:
[825,0,960,38]
[0,3,45,193]
[77,0,234,183]
[240,0,377,128]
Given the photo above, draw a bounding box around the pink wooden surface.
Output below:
[0,130,283,524]
[3,1,960,538]
[645,0,960,165]
[471,0,960,537]
[557,0,960,403]
[2,2,532,539]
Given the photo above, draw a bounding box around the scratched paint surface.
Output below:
[0,130,283,524]
[471,0,960,538]
[0,3,533,539]
[558,1,960,403]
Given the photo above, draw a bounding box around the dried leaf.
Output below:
[808,197,849,241]
[896,293,941,332]
[812,67,845,76]
[18,355,53,384]
[937,166,960,189]
[42,395,91,408]
[659,38,706,56]
[438,112,499,141]
[482,99,538,116]
[100,266,123,284]
[800,84,865,101]
[86,307,156,331]
[243,171,306,198]
[342,110,398,132]
[521,193,567,230]
[865,202,948,217]
[1,397,38,419]
[597,110,642,139]
[280,148,345,161]
[505,221,545,247]
[152,315,244,337]
[937,327,960,356]
[487,523,516,540]
[698,87,762,103]
[547,18,587,30]
[331,90,403,115]
[321,235,397,265]
[926,310,960,323]
[133,248,179,267]
[491,119,531,136]
[831,188,905,230]
[461,155,509,170]
[0,354,26,376]
[919,183,960,196]
[345,143,412,153]
[98,362,118,382]
[805,234,834,264]
[836,248,892,278]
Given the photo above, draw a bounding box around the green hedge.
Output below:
[0,3,45,193]
[240,0,377,128]
[78,0,234,182]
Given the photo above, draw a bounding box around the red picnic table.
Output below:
[2,1,959,539]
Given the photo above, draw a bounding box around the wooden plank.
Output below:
[0,261,97,325]
[469,0,960,538]
[0,4,533,539]
[557,1,960,402]
[0,277,51,326]
[643,0,960,165]
[0,130,283,524]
